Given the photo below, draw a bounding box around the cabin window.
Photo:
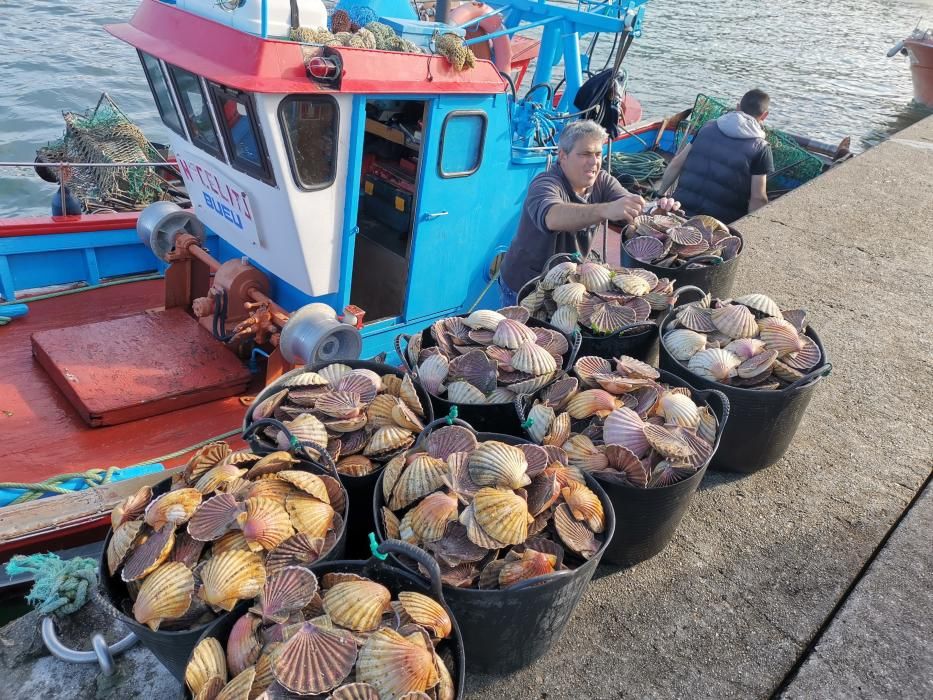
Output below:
[278,96,338,190]
[439,111,486,178]
[168,65,224,160]
[208,84,275,185]
[138,52,184,137]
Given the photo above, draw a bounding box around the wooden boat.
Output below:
[889,28,933,107]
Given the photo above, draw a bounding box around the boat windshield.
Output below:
[138,51,184,137]
[168,65,224,160]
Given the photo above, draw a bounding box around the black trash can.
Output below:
[658,312,831,473]
[396,317,579,437]
[184,540,466,699]
[373,419,616,674]
[243,360,434,558]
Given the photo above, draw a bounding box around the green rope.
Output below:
[0,273,163,310]
[5,553,98,616]
[445,406,459,425]
[0,468,119,506]
[368,532,388,560]
[604,151,668,183]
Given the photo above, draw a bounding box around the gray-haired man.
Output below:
[498,120,678,306]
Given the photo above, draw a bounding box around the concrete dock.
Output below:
[2,117,932,699]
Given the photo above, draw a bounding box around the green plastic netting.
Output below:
[37,93,169,212]
[674,94,824,194]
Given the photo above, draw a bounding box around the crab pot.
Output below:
[185,544,466,699]
[243,360,433,558]
[373,430,616,675]
[98,462,349,681]
[620,228,744,300]
[397,317,577,437]
[658,316,831,474]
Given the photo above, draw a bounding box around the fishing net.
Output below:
[674,94,824,194]
[36,93,170,213]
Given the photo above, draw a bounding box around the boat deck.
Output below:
[1,279,251,483]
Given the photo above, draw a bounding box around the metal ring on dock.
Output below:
[40,616,138,676]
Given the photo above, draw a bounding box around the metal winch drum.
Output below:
[373,418,616,674]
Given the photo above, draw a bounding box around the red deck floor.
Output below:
[0,280,252,482]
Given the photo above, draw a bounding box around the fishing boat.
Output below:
[888,26,933,107]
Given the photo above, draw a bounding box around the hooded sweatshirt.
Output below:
[674,111,774,224]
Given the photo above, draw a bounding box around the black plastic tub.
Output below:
[243,360,433,558]
[516,371,729,566]
[97,449,349,682]
[396,317,579,437]
[620,227,744,300]
[576,321,659,364]
[658,312,831,474]
[373,419,616,674]
[185,540,466,699]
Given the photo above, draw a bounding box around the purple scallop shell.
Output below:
[624,236,665,262]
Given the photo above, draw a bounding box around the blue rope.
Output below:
[6,554,97,616]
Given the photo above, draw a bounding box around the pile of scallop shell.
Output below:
[663,293,821,389]
[380,426,607,588]
[407,308,569,405]
[623,212,742,268]
[522,354,719,488]
[519,259,674,336]
[184,567,457,700]
[250,363,427,478]
[105,442,346,631]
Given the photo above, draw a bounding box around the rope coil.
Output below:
[5,554,97,616]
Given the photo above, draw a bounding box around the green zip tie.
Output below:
[289,436,302,452]
[446,406,459,425]
[369,532,387,560]
[520,417,534,430]
[571,252,583,261]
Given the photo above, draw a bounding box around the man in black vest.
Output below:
[658,89,774,224]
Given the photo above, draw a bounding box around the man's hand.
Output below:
[603,194,646,223]
[655,197,681,213]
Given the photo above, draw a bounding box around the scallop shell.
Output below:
[315,391,365,420]
[417,354,449,396]
[121,525,175,581]
[472,487,530,545]
[111,486,153,529]
[258,565,320,624]
[133,562,194,630]
[551,305,579,334]
[540,261,577,289]
[588,302,636,334]
[612,273,652,296]
[566,389,617,419]
[337,455,377,477]
[266,533,334,578]
[603,407,650,456]
[543,411,571,447]
[387,454,449,510]
[511,341,557,376]
[657,392,701,428]
[734,293,783,318]
[426,426,477,460]
[330,683,382,700]
[338,370,380,402]
[447,350,498,393]
[213,530,251,557]
[491,318,536,349]
[782,309,808,333]
[485,387,516,404]
[552,281,586,307]
[463,309,505,331]
[277,471,331,503]
[664,328,707,362]
[737,348,778,379]
[286,494,336,539]
[506,372,556,395]
[186,637,228,696]
[499,548,557,588]
[468,441,531,489]
[226,613,262,676]
[643,423,694,460]
[624,236,664,262]
[107,520,143,577]
[687,348,742,382]
[446,381,486,405]
[574,355,612,387]
[280,414,330,456]
[676,305,716,333]
[758,318,806,356]
[273,622,358,695]
[553,503,599,559]
[561,481,605,533]
[772,359,805,383]
[357,627,440,699]
[199,550,267,612]
[399,374,425,417]
[409,492,459,543]
[252,389,289,422]
[194,463,248,495]
[144,488,202,530]
[184,442,233,482]
[319,363,352,385]
[237,497,295,552]
[562,434,609,472]
[603,444,649,487]
[724,337,767,361]
[282,370,329,388]
[245,451,300,479]
[323,579,392,632]
[187,493,243,542]
[668,225,703,246]
[396,592,452,639]
[783,334,822,370]
[526,402,555,443]
[364,425,415,457]
[578,262,613,293]
[215,666,255,700]
[711,304,759,339]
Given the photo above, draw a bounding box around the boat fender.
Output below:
[279,303,363,365]
[136,201,205,262]
[449,2,512,73]
[886,40,906,58]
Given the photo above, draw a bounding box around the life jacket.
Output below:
[674,116,769,224]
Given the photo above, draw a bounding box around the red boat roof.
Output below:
[106,0,506,95]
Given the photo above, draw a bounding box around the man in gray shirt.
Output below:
[499,120,678,305]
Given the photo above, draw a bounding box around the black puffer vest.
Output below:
[674,121,768,224]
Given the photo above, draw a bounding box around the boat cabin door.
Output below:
[349,95,491,325]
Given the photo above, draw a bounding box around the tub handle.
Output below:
[667,284,709,311]
[41,615,137,677]
[375,539,446,603]
[694,388,732,452]
[566,329,583,368]
[784,361,833,391]
[394,333,416,371]
[242,418,341,482]
[412,417,478,451]
[507,567,576,591]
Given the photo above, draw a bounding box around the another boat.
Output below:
[888,27,933,107]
